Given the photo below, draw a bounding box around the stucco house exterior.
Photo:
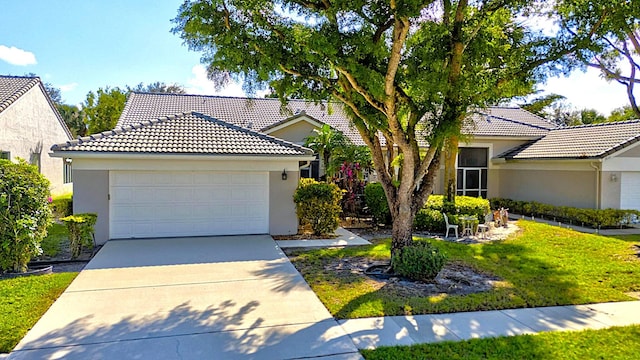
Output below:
[51,92,640,243]
[1,75,73,195]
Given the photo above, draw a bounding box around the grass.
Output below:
[40,223,68,258]
[360,325,640,359]
[0,272,78,353]
[288,220,640,318]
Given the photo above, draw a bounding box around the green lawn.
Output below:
[360,325,640,360]
[287,220,640,318]
[0,272,77,353]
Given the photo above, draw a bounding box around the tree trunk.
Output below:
[390,201,416,259]
[444,136,458,203]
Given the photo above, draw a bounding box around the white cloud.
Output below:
[59,82,79,92]
[185,64,245,97]
[542,67,631,115]
[185,64,269,98]
[0,45,37,66]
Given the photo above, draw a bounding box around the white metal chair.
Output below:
[477,213,493,239]
[443,213,458,239]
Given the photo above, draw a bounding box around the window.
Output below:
[30,152,41,172]
[0,151,9,160]
[63,158,73,183]
[457,147,488,198]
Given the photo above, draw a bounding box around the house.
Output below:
[0,75,73,195]
[50,92,640,243]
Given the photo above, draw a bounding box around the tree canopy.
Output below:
[82,82,187,134]
[173,0,579,253]
[556,0,640,117]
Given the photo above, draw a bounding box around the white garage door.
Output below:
[110,171,269,239]
[621,172,640,211]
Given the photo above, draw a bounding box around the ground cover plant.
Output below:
[0,272,77,353]
[286,221,640,319]
[360,325,640,360]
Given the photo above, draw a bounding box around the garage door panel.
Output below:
[621,172,640,211]
[110,171,269,239]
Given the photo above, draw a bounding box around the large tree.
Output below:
[173,0,577,255]
[83,87,128,134]
[557,0,640,118]
[57,104,87,137]
[83,82,187,133]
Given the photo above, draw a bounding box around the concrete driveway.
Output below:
[10,236,360,359]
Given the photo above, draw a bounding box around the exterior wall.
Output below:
[616,142,640,157]
[496,168,597,208]
[0,85,71,194]
[268,120,318,145]
[601,171,621,209]
[269,171,299,235]
[73,169,110,244]
[70,157,308,242]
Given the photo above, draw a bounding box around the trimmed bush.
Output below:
[0,159,52,273]
[294,179,343,235]
[50,193,73,218]
[60,213,97,259]
[491,198,640,228]
[392,241,447,282]
[364,182,391,225]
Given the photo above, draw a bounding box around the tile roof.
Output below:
[0,75,40,114]
[52,112,313,156]
[497,120,640,160]
[466,107,557,137]
[120,93,555,146]
[119,92,365,145]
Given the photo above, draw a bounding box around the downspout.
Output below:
[590,161,601,209]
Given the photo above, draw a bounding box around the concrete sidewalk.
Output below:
[276,227,371,248]
[339,301,640,350]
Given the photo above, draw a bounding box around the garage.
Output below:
[50,112,314,244]
[621,172,640,211]
[109,170,269,239]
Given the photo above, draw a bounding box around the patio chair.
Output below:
[477,213,492,239]
[443,213,458,239]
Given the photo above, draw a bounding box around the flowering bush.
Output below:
[0,159,52,273]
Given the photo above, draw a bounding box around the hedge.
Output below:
[490,198,640,229]
[51,193,73,218]
[414,195,490,232]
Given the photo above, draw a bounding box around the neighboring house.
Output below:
[50,92,640,243]
[0,75,73,195]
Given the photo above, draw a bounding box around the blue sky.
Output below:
[0,1,631,115]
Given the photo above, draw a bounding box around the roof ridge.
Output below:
[559,119,640,130]
[0,76,40,114]
[191,111,311,153]
[476,111,555,132]
[128,91,340,105]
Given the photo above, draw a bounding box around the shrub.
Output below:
[294,179,343,235]
[60,213,97,259]
[392,241,447,282]
[490,198,640,228]
[50,193,73,219]
[0,159,52,273]
[364,182,391,225]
